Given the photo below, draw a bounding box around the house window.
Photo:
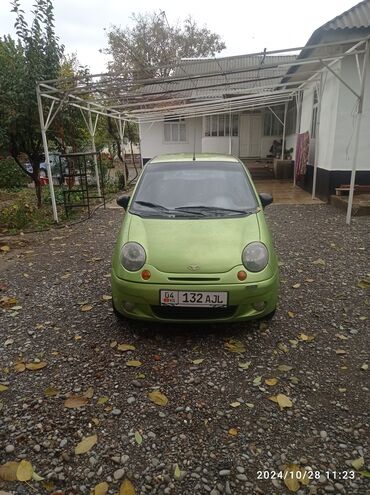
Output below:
[204,114,239,137]
[164,117,186,143]
[311,89,319,138]
[264,107,283,136]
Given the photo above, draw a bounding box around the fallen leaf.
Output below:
[278,343,289,353]
[32,471,44,481]
[361,363,368,371]
[126,360,142,367]
[335,333,348,340]
[80,304,93,312]
[335,349,347,355]
[313,258,326,266]
[290,376,300,384]
[74,434,97,455]
[134,431,143,445]
[120,478,136,495]
[42,480,56,492]
[230,401,241,408]
[25,362,47,371]
[289,339,299,346]
[0,245,10,253]
[338,388,347,393]
[110,341,118,348]
[117,344,136,352]
[351,457,364,470]
[305,278,314,282]
[359,470,370,478]
[287,311,295,318]
[292,283,301,289]
[253,376,262,386]
[44,386,59,397]
[4,339,13,346]
[238,361,251,370]
[269,393,293,410]
[228,428,238,436]
[245,402,254,408]
[224,340,246,353]
[64,396,88,408]
[191,358,204,365]
[91,417,100,426]
[174,464,181,480]
[265,378,278,386]
[277,364,293,372]
[357,279,370,289]
[14,363,26,373]
[97,396,109,405]
[83,387,94,399]
[92,481,109,495]
[0,461,19,481]
[298,333,315,342]
[0,385,8,392]
[16,460,33,481]
[102,295,112,301]
[283,464,301,492]
[148,390,168,406]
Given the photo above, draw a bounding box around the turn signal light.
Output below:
[237,270,247,281]
[141,269,151,280]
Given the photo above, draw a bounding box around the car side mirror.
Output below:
[116,195,130,209]
[259,193,273,208]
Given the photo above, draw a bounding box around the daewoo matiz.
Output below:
[111,153,278,322]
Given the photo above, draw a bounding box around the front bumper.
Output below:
[111,269,278,323]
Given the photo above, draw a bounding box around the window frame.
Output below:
[203,114,239,137]
[163,117,187,143]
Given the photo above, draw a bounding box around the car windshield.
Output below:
[130,161,258,218]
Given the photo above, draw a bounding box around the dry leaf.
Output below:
[278,343,289,353]
[269,393,293,410]
[357,279,370,289]
[0,385,8,392]
[75,434,97,455]
[32,471,44,481]
[117,343,136,352]
[313,258,326,266]
[191,358,204,365]
[83,387,94,399]
[102,295,112,301]
[228,428,238,436]
[97,396,109,404]
[245,402,254,408]
[25,362,47,371]
[277,364,293,372]
[335,333,348,340]
[148,390,168,406]
[283,464,301,492]
[253,376,262,386]
[292,283,301,289]
[230,401,241,408]
[120,478,136,495]
[351,457,364,470]
[0,245,10,253]
[265,378,278,386]
[287,311,295,318]
[64,396,88,408]
[126,360,142,367]
[174,464,181,480]
[0,461,19,481]
[361,363,368,371]
[80,304,93,312]
[298,333,315,341]
[92,481,109,495]
[238,361,251,369]
[16,460,33,481]
[224,340,246,353]
[335,349,347,355]
[134,431,143,445]
[44,386,59,397]
[14,362,25,373]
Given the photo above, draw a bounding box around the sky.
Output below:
[0,0,360,74]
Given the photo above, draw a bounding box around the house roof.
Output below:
[321,0,370,31]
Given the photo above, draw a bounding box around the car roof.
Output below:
[149,153,241,164]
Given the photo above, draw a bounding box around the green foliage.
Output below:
[104,11,226,79]
[0,158,28,189]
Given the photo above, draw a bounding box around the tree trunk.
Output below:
[34,175,42,208]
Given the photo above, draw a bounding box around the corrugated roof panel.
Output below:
[323,0,370,30]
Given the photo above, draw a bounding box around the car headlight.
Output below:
[242,242,269,272]
[120,242,146,271]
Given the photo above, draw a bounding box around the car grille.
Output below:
[151,306,237,320]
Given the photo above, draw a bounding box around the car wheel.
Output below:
[261,308,276,320]
[112,298,125,321]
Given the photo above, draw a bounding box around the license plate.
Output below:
[160,290,228,307]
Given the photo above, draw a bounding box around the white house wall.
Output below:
[202,136,239,155]
[140,118,202,160]
[331,54,370,171]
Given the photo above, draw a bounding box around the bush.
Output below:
[0,201,37,230]
[0,158,28,190]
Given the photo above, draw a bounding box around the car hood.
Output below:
[127,213,260,273]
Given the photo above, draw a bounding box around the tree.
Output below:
[103,11,226,80]
[0,0,63,207]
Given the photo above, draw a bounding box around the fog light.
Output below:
[141,269,151,280]
[123,302,135,312]
[237,270,247,281]
[252,301,266,311]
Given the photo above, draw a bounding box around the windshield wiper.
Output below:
[175,205,256,215]
[133,201,171,211]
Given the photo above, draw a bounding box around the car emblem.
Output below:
[187,264,200,271]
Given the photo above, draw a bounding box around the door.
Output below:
[239,114,262,157]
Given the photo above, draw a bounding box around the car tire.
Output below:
[261,308,276,320]
[112,298,125,321]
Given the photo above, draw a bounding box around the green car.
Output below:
[111,153,278,322]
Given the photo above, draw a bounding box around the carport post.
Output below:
[228,108,232,154]
[346,41,369,224]
[36,84,59,223]
[312,73,324,199]
[88,104,101,197]
[118,116,127,185]
[281,101,288,162]
[293,91,302,187]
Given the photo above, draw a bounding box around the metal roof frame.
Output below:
[37,36,370,223]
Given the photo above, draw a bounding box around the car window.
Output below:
[130,161,258,218]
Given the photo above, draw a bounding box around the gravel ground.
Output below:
[0,204,369,495]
